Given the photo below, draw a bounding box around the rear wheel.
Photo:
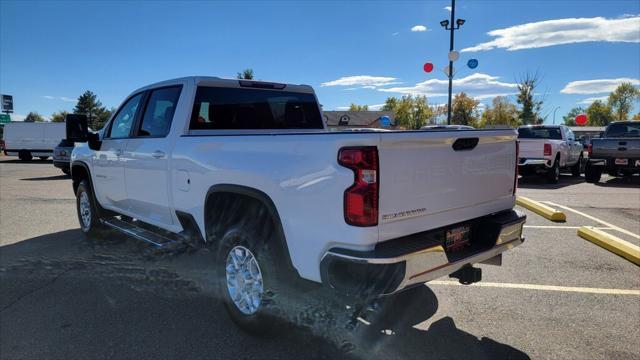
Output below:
[584,163,602,183]
[18,150,32,161]
[546,159,560,184]
[571,155,583,177]
[216,224,283,335]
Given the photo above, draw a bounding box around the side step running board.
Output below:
[101,218,178,248]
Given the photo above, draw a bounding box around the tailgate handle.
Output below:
[618,141,627,145]
[452,137,479,151]
[618,147,627,151]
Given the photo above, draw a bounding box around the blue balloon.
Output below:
[467,59,479,69]
[380,116,391,127]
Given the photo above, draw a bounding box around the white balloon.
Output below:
[443,65,456,77]
[448,50,460,62]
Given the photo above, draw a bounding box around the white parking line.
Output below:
[524,225,613,230]
[544,201,640,240]
[429,280,640,296]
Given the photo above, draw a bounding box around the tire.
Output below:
[546,158,560,184]
[571,155,583,177]
[214,205,285,335]
[62,168,71,176]
[76,180,104,235]
[18,150,32,161]
[584,163,602,183]
[39,156,49,161]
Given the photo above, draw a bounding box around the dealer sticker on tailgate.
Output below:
[445,225,471,252]
[615,158,628,165]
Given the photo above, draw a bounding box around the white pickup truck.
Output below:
[517,125,584,183]
[68,76,525,333]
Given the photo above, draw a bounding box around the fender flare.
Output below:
[205,184,298,277]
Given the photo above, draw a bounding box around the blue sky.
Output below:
[1,0,639,123]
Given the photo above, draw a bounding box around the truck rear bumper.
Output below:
[320,210,526,296]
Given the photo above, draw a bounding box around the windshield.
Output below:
[605,122,640,137]
[518,127,562,139]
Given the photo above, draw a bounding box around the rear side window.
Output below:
[606,122,640,137]
[518,127,562,140]
[138,86,182,137]
[189,87,323,130]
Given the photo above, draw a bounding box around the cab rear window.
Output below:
[518,127,562,140]
[605,122,640,137]
[190,86,323,130]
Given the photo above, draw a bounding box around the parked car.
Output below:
[53,139,74,175]
[2,122,65,161]
[517,125,583,183]
[67,76,525,333]
[585,121,640,183]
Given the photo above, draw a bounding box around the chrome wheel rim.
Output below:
[79,191,92,229]
[225,246,264,315]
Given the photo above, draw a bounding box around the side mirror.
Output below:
[65,114,88,142]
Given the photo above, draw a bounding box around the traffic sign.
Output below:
[1,95,13,113]
[0,114,10,124]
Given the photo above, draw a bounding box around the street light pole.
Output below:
[552,106,561,125]
[446,0,456,125]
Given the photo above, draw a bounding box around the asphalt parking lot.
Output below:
[1,158,639,359]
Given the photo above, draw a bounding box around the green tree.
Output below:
[24,112,44,122]
[586,100,614,126]
[348,103,369,111]
[51,110,69,123]
[482,96,520,128]
[451,92,480,126]
[608,82,640,121]
[382,95,433,129]
[562,107,585,126]
[516,73,543,124]
[74,91,110,129]
[236,69,254,80]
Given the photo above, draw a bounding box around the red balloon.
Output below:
[423,62,434,73]
[575,114,587,125]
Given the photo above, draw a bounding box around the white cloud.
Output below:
[462,16,640,52]
[411,25,427,32]
[392,32,399,36]
[321,75,400,88]
[11,113,26,122]
[369,104,385,111]
[43,95,76,103]
[577,96,609,105]
[444,6,452,12]
[560,78,640,94]
[378,73,518,100]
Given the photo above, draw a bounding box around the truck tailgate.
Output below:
[377,130,517,242]
[592,138,640,158]
[518,138,544,158]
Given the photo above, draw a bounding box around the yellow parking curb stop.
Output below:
[516,196,566,222]
[578,226,640,266]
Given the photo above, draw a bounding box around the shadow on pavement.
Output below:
[0,158,53,164]
[594,175,640,188]
[20,174,70,181]
[518,174,583,189]
[0,229,529,360]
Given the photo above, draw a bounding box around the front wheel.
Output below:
[546,159,560,184]
[76,180,104,235]
[584,162,602,183]
[571,155,583,177]
[18,150,32,161]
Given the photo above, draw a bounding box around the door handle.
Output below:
[152,150,166,159]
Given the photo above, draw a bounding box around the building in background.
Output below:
[323,111,395,130]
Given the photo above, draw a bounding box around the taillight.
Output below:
[514,140,519,195]
[338,147,379,227]
[587,144,592,157]
[543,143,552,156]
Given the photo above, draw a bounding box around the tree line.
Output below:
[563,83,640,126]
[23,90,115,130]
[349,73,545,129]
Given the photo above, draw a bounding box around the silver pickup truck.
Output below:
[585,121,640,183]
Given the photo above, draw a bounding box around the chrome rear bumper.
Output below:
[320,210,526,295]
